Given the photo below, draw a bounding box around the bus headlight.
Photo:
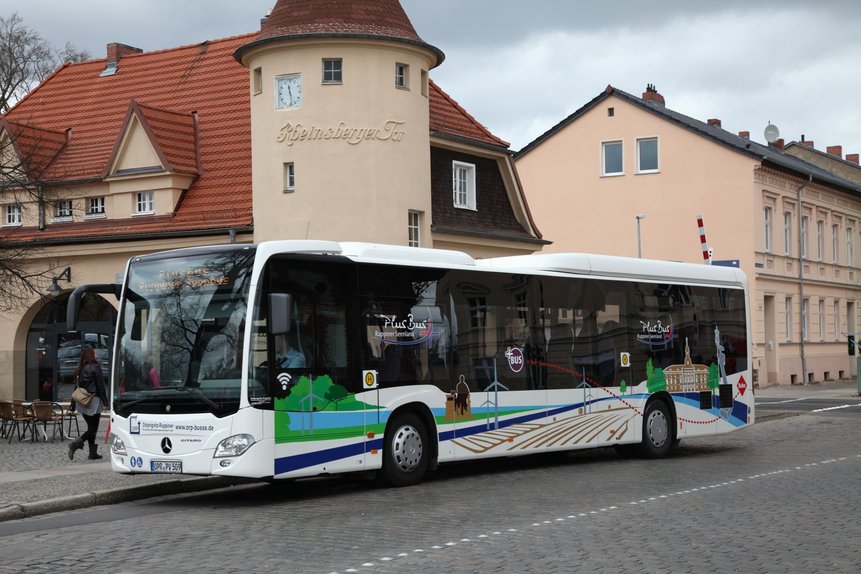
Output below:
[214,434,255,458]
[110,434,127,456]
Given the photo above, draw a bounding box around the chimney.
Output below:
[738,131,750,139]
[846,153,859,165]
[641,84,665,107]
[801,140,815,148]
[101,43,143,77]
[826,145,843,159]
[707,118,722,128]
[769,138,785,150]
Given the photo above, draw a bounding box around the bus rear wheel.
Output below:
[639,400,673,458]
[379,413,429,487]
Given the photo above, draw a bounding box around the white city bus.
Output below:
[69,241,753,486]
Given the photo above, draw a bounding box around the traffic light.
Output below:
[849,335,856,356]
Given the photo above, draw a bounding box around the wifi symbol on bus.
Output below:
[277,372,293,391]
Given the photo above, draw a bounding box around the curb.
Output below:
[0,476,242,523]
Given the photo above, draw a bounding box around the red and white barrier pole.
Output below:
[697,214,712,265]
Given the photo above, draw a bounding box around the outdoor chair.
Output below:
[30,400,63,442]
[0,400,13,439]
[60,403,81,438]
[8,401,34,442]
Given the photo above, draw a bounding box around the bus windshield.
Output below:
[113,247,255,417]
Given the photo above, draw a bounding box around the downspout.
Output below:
[797,174,813,384]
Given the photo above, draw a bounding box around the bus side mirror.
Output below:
[66,284,121,331]
[268,293,293,335]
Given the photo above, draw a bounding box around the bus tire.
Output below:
[379,413,429,487]
[639,400,673,458]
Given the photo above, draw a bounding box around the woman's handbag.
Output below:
[71,385,94,407]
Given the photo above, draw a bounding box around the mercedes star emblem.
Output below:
[161,437,173,454]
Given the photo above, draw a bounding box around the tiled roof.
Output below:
[4,34,257,242]
[129,101,200,176]
[0,118,68,179]
[429,80,509,149]
[237,0,444,66]
[2,30,507,244]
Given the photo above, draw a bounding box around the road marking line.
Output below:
[333,454,860,573]
[811,403,861,412]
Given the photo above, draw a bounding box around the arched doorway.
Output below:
[26,293,117,401]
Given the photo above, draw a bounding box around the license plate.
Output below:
[150,460,182,473]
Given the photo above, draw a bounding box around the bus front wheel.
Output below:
[379,413,429,487]
[639,400,673,458]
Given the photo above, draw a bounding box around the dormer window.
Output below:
[136,192,154,215]
[53,200,73,221]
[4,204,22,226]
[452,161,476,210]
[86,196,106,218]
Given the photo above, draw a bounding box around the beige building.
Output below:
[515,84,861,386]
[0,0,544,401]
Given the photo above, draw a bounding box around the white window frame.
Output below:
[4,204,22,226]
[784,211,793,256]
[819,299,826,342]
[802,298,809,341]
[847,227,854,265]
[86,196,106,218]
[601,140,623,176]
[408,211,421,247]
[452,161,476,211]
[785,297,793,342]
[800,215,808,259]
[322,58,342,84]
[832,223,839,263]
[764,206,772,253]
[636,137,659,173]
[135,191,154,215]
[53,200,73,222]
[816,220,824,261]
[283,162,296,193]
[834,300,841,341]
[395,62,409,89]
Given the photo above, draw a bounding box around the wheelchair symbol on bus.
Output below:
[129,456,143,468]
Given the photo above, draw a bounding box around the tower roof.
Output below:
[235,0,444,66]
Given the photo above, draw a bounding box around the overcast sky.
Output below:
[3,0,860,156]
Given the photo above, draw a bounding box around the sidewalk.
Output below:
[755,377,860,399]
[2,380,859,523]
[0,414,245,522]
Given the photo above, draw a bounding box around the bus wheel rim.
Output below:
[393,425,423,472]
[647,410,668,448]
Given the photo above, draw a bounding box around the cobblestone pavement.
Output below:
[0,384,859,573]
[0,413,239,519]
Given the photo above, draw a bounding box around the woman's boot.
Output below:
[68,437,84,460]
[87,443,103,460]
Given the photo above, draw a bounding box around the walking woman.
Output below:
[68,347,109,460]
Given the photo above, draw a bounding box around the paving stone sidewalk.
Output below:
[0,414,242,522]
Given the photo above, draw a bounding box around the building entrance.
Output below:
[26,293,116,401]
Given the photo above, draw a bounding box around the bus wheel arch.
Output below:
[378,403,437,486]
[639,393,676,458]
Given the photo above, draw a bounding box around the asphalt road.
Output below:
[1,408,859,574]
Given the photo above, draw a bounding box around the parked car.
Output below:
[56,334,111,383]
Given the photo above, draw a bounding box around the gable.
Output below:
[109,115,163,176]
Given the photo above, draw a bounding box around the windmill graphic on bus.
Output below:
[297,376,325,434]
[480,358,508,430]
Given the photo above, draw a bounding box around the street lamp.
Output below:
[47,266,71,296]
[636,214,646,258]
